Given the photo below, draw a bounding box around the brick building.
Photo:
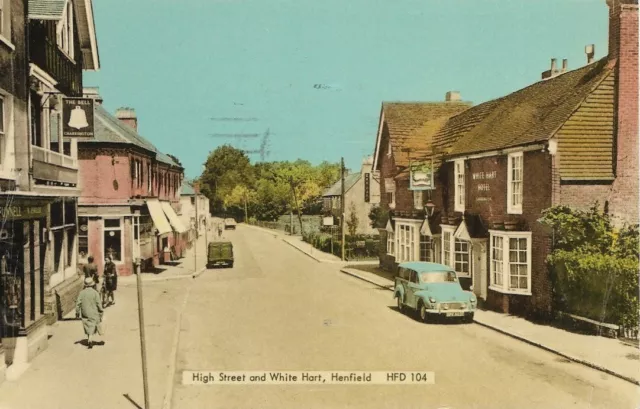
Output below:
[0,0,100,382]
[373,0,638,319]
[77,90,186,277]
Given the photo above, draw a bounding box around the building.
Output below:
[375,0,638,319]
[322,156,380,235]
[0,0,100,381]
[78,91,187,276]
[179,181,210,244]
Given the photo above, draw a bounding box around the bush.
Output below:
[540,204,639,329]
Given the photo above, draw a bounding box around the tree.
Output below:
[200,145,253,215]
[346,202,359,237]
[539,203,639,330]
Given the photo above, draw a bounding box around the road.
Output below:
[170,225,639,409]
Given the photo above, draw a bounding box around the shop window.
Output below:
[66,230,75,267]
[78,217,88,259]
[53,230,63,272]
[490,231,532,295]
[104,218,122,262]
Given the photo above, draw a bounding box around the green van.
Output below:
[207,241,234,268]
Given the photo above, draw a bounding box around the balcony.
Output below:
[31,145,78,186]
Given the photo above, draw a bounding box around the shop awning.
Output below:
[146,199,172,235]
[161,201,188,233]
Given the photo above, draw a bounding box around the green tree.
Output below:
[200,145,253,215]
[346,202,359,237]
[539,204,639,330]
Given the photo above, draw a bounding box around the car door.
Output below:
[405,269,419,308]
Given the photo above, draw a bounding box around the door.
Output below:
[472,241,488,299]
[406,269,419,308]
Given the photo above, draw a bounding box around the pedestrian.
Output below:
[75,277,103,349]
[103,256,118,306]
[217,223,222,237]
[82,256,99,285]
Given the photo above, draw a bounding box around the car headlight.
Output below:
[470,297,477,304]
[428,297,436,303]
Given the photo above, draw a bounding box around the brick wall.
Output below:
[78,148,134,204]
[609,1,639,225]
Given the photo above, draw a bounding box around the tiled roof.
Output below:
[323,173,361,197]
[382,102,472,167]
[28,0,67,19]
[447,58,616,163]
[181,182,196,195]
[83,104,181,168]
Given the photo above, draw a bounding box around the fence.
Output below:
[302,230,379,261]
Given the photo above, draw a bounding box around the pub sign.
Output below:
[364,173,370,203]
[409,159,434,190]
[62,98,94,138]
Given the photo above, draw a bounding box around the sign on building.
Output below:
[409,159,434,190]
[62,98,94,138]
[364,173,370,203]
[323,216,335,226]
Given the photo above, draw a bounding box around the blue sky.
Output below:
[84,0,609,179]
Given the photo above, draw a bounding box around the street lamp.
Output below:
[424,200,436,218]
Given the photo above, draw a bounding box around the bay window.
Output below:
[395,223,417,262]
[441,225,471,277]
[507,152,523,214]
[489,231,532,295]
[442,229,452,266]
[454,160,465,212]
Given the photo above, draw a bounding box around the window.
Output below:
[0,0,11,41]
[78,217,88,259]
[66,230,75,267]
[30,92,43,147]
[190,196,195,205]
[507,152,523,214]
[442,230,451,266]
[104,218,123,263]
[147,163,151,192]
[56,2,74,58]
[396,224,416,262]
[489,231,532,295]
[413,190,423,210]
[454,160,465,212]
[53,230,63,272]
[384,178,395,209]
[0,96,4,164]
[387,230,395,255]
[454,239,470,276]
[420,235,433,262]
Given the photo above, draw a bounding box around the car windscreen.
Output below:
[419,271,458,283]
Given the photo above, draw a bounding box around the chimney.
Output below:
[607,0,639,224]
[115,107,138,132]
[445,91,461,102]
[541,58,562,79]
[585,44,595,63]
[192,181,200,194]
[561,59,568,73]
[83,87,103,105]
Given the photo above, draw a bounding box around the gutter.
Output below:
[444,143,546,162]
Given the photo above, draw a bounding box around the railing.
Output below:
[31,145,78,169]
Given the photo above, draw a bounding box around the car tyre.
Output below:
[418,301,429,323]
[396,294,404,313]
[464,313,474,324]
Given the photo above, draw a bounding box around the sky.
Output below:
[84,0,610,179]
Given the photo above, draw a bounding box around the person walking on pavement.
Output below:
[75,277,103,349]
[217,223,223,238]
[103,256,118,307]
[82,256,99,285]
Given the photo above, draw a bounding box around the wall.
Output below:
[78,148,135,204]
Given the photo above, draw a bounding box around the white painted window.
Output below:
[0,0,11,43]
[387,231,394,255]
[454,160,465,212]
[442,227,453,267]
[413,190,423,210]
[489,231,532,295]
[507,152,523,214]
[104,218,123,263]
[57,1,74,58]
[419,235,433,262]
[454,239,470,276]
[396,223,416,262]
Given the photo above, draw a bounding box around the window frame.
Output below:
[419,234,433,262]
[489,230,532,295]
[454,159,465,212]
[386,230,395,256]
[0,0,14,50]
[56,1,75,59]
[507,152,523,214]
[103,217,124,265]
[78,216,89,261]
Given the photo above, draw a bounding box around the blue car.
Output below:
[394,262,476,323]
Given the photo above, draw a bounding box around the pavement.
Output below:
[248,223,640,387]
[0,224,637,409]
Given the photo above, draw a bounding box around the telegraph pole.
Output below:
[135,257,150,409]
[194,189,199,271]
[340,157,345,261]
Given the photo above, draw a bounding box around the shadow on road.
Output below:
[74,339,106,347]
[386,306,471,326]
[123,393,143,409]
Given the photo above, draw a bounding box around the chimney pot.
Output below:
[562,59,568,72]
[445,91,461,102]
[585,44,595,63]
[550,58,557,73]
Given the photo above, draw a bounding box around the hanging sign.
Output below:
[364,173,370,203]
[409,159,434,191]
[323,216,334,226]
[62,98,94,138]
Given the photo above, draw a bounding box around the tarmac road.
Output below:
[170,225,640,409]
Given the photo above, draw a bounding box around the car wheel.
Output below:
[464,313,475,324]
[396,294,404,313]
[419,301,429,323]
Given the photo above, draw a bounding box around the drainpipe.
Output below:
[24,0,32,191]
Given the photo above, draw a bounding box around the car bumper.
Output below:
[423,309,475,317]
